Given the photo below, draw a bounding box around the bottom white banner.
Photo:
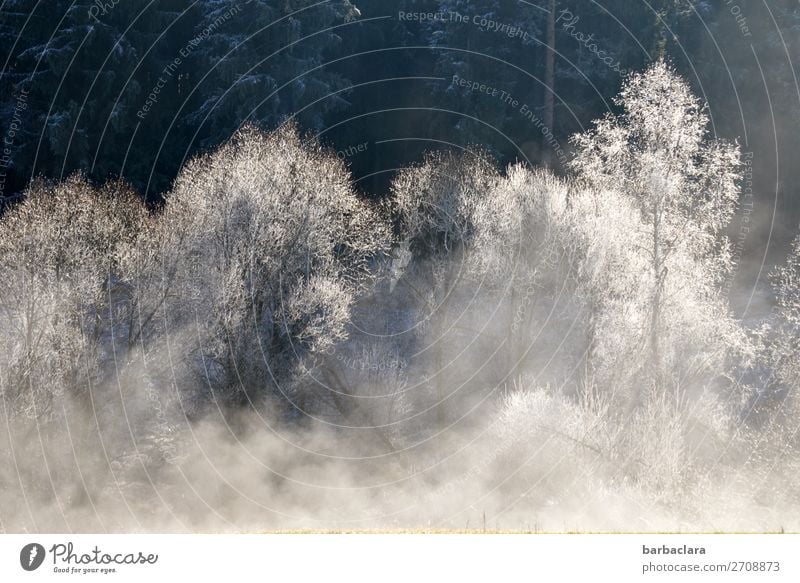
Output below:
[1,534,796,582]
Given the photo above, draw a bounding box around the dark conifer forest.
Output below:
[0,1,798,532]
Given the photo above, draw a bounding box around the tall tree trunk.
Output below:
[543,0,557,166]
[650,207,663,396]
[435,259,454,433]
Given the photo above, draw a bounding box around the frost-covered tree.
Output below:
[558,184,647,403]
[0,176,146,419]
[388,152,581,424]
[389,150,499,427]
[137,124,389,411]
[766,233,800,409]
[570,60,744,401]
[773,234,800,353]
[468,164,578,377]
